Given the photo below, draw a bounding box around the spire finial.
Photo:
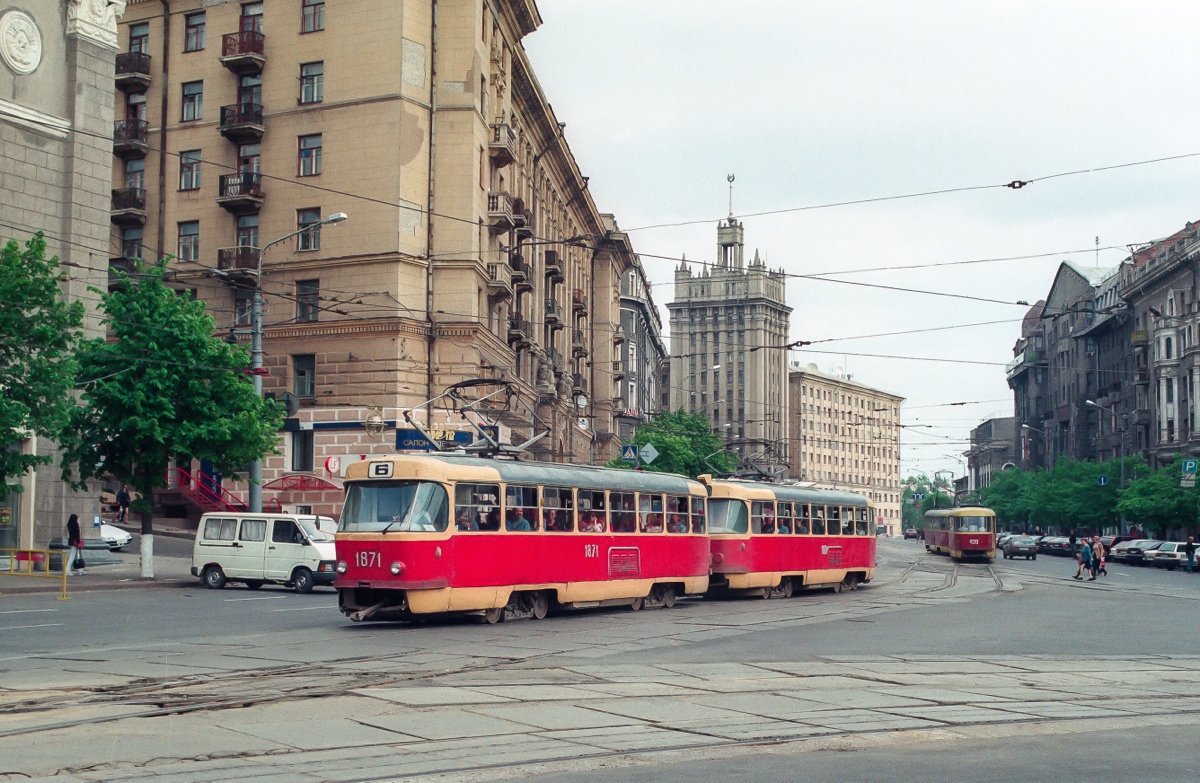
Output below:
[727,173,735,219]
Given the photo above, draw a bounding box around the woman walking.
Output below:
[1074,537,1092,580]
[65,513,84,576]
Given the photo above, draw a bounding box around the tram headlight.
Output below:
[336,560,347,574]
[390,561,405,575]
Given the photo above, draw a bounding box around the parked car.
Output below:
[904,528,920,540]
[997,533,1013,549]
[1099,535,1135,556]
[1003,536,1038,560]
[100,523,133,552]
[1040,536,1071,556]
[1108,540,1139,564]
[1114,539,1162,566]
[1146,542,1186,570]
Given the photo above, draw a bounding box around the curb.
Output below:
[113,524,195,541]
[0,578,193,595]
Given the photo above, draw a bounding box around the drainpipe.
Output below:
[155,1,171,259]
[424,0,438,425]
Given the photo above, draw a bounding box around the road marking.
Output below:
[273,604,338,612]
[0,609,58,615]
[0,623,62,631]
[224,595,289,602]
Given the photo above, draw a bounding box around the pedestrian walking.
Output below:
[115,485,131,524]
[1090,535,1105,579]
[1186,536,1196,574]
[1074,538,1092,580]
[65,513,85,576]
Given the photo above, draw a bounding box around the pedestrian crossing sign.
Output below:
[621,445,639,462]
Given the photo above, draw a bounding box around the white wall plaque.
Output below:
[0,11,42,75]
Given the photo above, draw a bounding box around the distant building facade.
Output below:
[1,0,124,548]
[615,261,667,440]
[788,364,904,536]
[964,417,1018,493]
[667,217,791,469]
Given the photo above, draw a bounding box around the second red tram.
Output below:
[705,478,877,596]
[922,507,997,560]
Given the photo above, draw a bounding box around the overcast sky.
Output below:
[523,0,1200,478]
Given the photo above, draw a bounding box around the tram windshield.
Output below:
[953,516,992,533]
[340,481,449,533]
[708,499,749,534]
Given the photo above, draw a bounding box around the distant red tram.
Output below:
[706,478,877,596]
[922,507,997,560]
[334,454,710,622]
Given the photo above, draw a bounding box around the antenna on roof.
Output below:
[727,173,735,218]
[1095,236,1100,268]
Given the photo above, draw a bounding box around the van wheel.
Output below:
[530,592,549,620]
[203,566,226,590]
[291,567,314,594]
[244,580,264,590]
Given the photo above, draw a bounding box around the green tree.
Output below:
[1116,457,1199,535]
[606,410,738,479]
[59,262,283,577]
[0,234,84,493]
[979,466,1042,529]
[1029,458,1122,533]
[901,474,952,529]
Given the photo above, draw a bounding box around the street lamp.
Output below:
[245,211,348,512]
[1085,399,1127,491]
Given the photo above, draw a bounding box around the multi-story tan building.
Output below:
[111,0,632,517]
[667,218,791,471]
[788,364,904,535]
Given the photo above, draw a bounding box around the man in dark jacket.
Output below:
[1186,537,1196,574]
[115,485,131,524]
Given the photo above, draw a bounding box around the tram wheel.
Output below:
[531,592,549,620]
[778,579,794,598]
[661,585,676,608]
[831,581,843,594]
[846,575,859,591]
[483,607,504,624]
[629,597,644,611]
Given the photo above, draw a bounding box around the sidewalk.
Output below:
[0,553,194,595]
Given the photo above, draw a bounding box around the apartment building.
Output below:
[667,218,791,469]
[110,0,633,516]
[1,1,121,547]
[964,417,1018,493]
[615,260,668,440]
[788,364,904,536]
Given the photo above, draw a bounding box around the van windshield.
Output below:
[340,481,449,533]
[298,517,334,542]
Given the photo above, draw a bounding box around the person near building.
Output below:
[115,485,131,524]
[65,514,85,576]
[1185,536,1196,574]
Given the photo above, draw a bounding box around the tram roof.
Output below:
[924,506,994,516]
[378,454,704,494]
[711,479,868,507]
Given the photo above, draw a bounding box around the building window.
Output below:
[177,221,200,262]
[179,150,201,190]
[301,0,325,33]
[297,280,319,322]
[121,227,143,259]
[236,214,259,248]
[241,2,264,33]
[124,158,144,190]
[298,134,322,176]
[235,288,253,326]
[129,22,149,53]
[184,12,206,51]
[293,354,315,398]
[291,430,315,471]
[299,62,324,104]
[297,209,321,250]
[181,81,203,121]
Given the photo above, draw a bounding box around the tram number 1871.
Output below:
[583,544,599,559]
[356,551,381,568]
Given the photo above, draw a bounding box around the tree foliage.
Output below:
[606,410,738,479]
[1116,457,1199,533]
[0,234,84,493]
[59,261,283,539]
[901,474,952,529]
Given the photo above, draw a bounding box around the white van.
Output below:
[190,513,338,592]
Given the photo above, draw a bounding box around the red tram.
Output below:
[706,478,877,596]
[922,507,997,560]
[334,454,710,622]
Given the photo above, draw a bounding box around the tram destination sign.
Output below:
[396,428,473,451]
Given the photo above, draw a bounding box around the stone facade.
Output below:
[615,260,667,441]
[110,0,636,521]
[787,364,904,536]
[1,0,121,548]
[964,417,1018,493]
[667,218,791,469]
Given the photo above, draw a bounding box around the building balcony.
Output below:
[1131,330,1150,346]
[1134,367,1150,384]
[112,119,149,158]
[217,246,261,280]
[572,328,587,357]
[544,249,564,281]
[512,197,534,240]
[571,373,587,394]
[486,261,512,300]
[114,51,151,93]
[544,298,564,324]
[219,31,266,74]
[110,187,147,226]
[612,359,625,380]
[487,190,515,233]
[572,288,587,313]
[509,253,533,293]
[613,330,625,346]
[547,349,563,371]
[507,316,532,346]
[219,103,264,142]
[489,123,516,167]
[216,171,264,213]
[108,256,137,290]
[1004,348,1047,381]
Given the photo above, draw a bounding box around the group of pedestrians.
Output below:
[1071,532,1106,581]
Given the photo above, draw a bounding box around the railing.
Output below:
[544,249,564,277]
[507,317,531,342]
[218,171,263,199]
[1,548,69,600]
[115,51,151,78]
[572,328,585,345]
[571,373,586,392]
[490,123,516,166]
[167,467,249,513]
[1131,330,1150,345]
[547,349,563,369]
[613,359,625,376]
[113,119,149,144]
[217,245,261,271]
[486,262,512,293]
[509,253,529,279]
[220,102,264,128]
[222,30,265,57]
[111,187,147,211]
[108,256,137,288]
[572,288,587,310]
[544,298,563,321]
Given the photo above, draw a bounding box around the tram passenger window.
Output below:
[826,506,840,535]
[691,497,706,533]
[841,507,855,536]
[666,496,690,533]
[610,492,636,533]
[639,493,664,533]
[855,507,868,536]
[505,486,540,532]
[708,499,748,534]
[777,502,793,534]
[869,519,877,537]
[751,501,776,534]
[543,487,575,532]
[797,504,811,535]
[454,483,499,531]
[578,490,607,532]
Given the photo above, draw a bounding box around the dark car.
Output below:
[1002,536,1038,560]
[1114,539,1162,566]
[904,528,919,540]
[1039,536,1069,555]
[1099,535,1134,556]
